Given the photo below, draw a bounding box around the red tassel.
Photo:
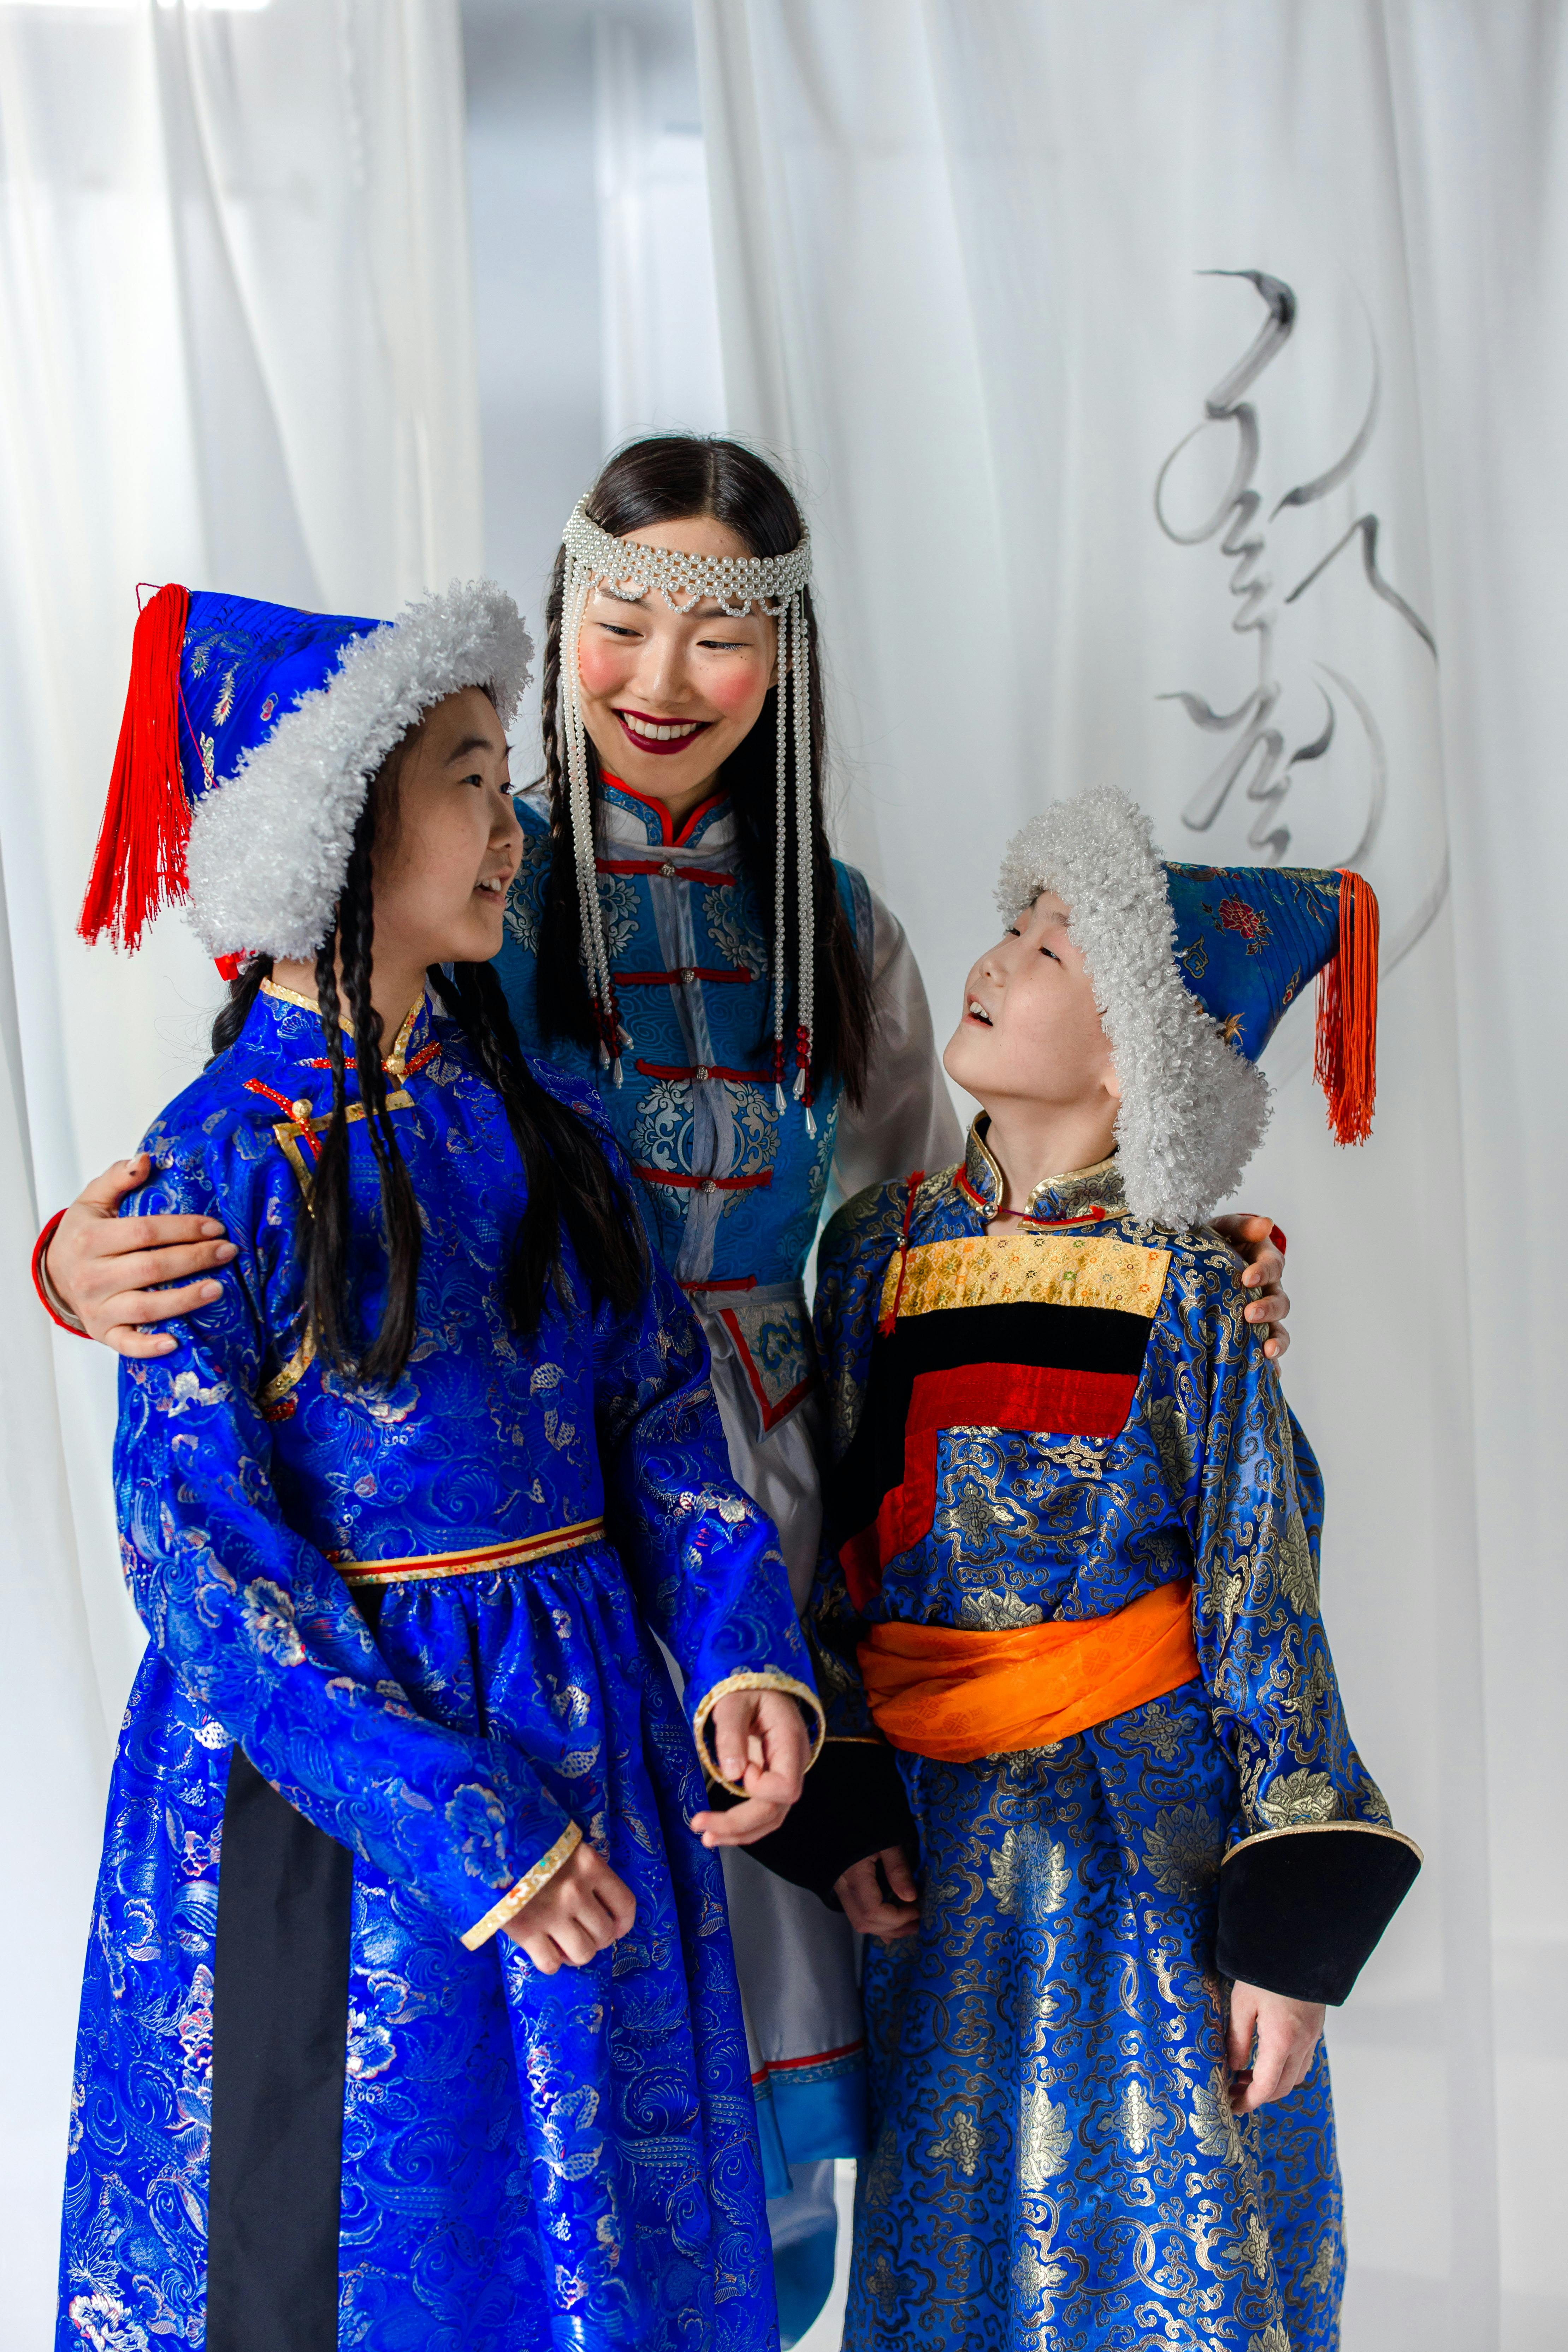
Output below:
[1314,867,1380,1145]
[78,583,193,950]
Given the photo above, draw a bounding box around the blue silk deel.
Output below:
[806,1128,1396,2352]
[57,981,815,2351]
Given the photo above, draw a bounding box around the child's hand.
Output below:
[1226,1980,1325,2110]
[501,1839,635,1973]
[689,1688,811,1847]
[834,1847,920,1940]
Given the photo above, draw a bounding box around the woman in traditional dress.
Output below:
[57,578,817,2352]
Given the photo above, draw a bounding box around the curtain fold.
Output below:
[694,6,1567,2345]
[0,3,480,2336]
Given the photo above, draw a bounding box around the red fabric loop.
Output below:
[1268,1223,1289,1257]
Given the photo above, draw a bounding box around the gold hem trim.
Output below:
[459,1822,584,1950]
[692,1671,827,1798]
[1223,1821,1425,1867]
[338,1518,608,1588]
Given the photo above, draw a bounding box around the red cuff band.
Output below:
[1268,1223,1288,1257]
[32,1210,86,1336]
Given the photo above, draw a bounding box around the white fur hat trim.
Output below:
[996,787,1270,1227]
[186,579,532,961]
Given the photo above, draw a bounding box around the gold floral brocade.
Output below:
[878,1231,1170,1325]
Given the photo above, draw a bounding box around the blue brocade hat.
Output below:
[998,788,1378,1227]
[80,579,531,967]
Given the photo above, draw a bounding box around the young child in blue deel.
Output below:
[754,788,1422,2352]
[59,579,820,2352]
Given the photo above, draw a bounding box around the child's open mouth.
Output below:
[966,999,994,1027]
[615,708,712,757]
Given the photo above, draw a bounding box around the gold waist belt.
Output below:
[336,1517,607,1589]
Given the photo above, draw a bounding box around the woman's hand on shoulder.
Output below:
[1226,1980,1325,2111]
[834,1846,920,1940]
[501,1839,636,1972]
[689,1688,811,1847]
[1211,1210,1291,1361]
[43,1156,238,1355]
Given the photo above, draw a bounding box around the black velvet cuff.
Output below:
[739,1737,917,1904]
[1215,1823,1422,2006]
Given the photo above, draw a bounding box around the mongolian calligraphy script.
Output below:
[1154,270,1436,870]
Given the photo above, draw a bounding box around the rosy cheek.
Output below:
[577,636,636,699]
[701,661,770,720]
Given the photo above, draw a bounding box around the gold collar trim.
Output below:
[961,1118,1124,1222]
[261,978,426,1080]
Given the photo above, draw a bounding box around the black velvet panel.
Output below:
[206,1749,353,2352]
[1215,1825,1421,2007]
[741,1737,917,1905]
[829,1300,1154,1547]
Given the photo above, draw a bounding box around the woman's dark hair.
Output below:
[209,722,645,1388]
[535,433,875,1103]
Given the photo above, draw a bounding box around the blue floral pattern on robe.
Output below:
[58,982,816,2352]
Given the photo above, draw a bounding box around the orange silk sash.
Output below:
[857,1579,1198,1762]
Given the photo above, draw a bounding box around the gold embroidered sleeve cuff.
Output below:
[691,1671,827,1798]
[459,1821,583,1951]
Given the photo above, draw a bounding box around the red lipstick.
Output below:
[614,708,713,759]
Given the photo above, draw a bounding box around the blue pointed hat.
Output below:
[998,789,1378,1226]
[81,579,531,964]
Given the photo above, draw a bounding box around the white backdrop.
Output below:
[693,6,1567,2347]
[4,4,1564,2348]
[0,0,480,2336]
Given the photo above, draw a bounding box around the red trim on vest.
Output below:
[841,1361,1138,1611]
[613,966,751,987]
[631,1165,772,1192]
[600,775,727,847]
[596,857,738,888]
[717,1306,815,1435]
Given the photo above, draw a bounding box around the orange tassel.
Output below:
[1314,867,1380,1145]
[78,582,192,950]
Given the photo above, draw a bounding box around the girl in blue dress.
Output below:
[58,578,818,2352]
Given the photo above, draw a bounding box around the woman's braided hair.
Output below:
[210,713,646,1388]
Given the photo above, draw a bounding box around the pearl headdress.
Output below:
[558,499,817,1122]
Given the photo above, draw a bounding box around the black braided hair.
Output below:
[208,955,272,1058]
[206,723,644,1387]
[427,957,645,1329]
[533,433,875,1104]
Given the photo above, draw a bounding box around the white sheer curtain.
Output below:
[693,6,1568,2347]
[0,1,479,2334]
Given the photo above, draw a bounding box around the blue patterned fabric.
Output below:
[493,782,874,2312]
[58,981,816,2351]
[807,1129,1393,2352]
[172,591,384,813]
[495,782,865,1295]
[1162,861,1345,1063]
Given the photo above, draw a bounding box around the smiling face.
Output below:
[943,891,1120,1124]
[370,685,522,974]
[573,515,778,819]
